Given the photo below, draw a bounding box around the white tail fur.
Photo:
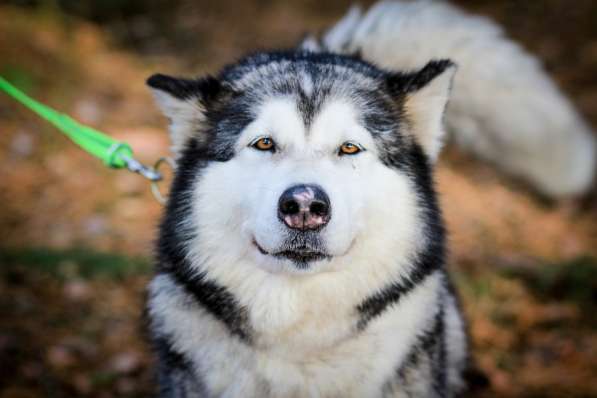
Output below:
[320,0,595,198]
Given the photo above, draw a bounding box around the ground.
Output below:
[0,1,596,397]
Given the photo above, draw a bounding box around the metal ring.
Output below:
[151,157,175,205]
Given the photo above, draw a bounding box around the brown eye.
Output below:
[252,137,275,152]
[339,142,362,155]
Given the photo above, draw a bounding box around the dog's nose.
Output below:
[278,184,331,230]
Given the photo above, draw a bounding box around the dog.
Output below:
[146,1,594,397]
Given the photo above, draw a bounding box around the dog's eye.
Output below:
[251,137,275,152]
[339,142,362,156]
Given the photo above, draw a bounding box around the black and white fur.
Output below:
[146,1,593,397]
[147,51,468,397]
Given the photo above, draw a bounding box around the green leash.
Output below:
[0,75,163,182]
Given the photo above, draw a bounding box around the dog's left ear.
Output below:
[387,60,457,162]
[147,73,223,157]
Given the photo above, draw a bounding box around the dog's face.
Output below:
[149,53,454,275]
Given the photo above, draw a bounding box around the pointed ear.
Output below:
[388,60,457,162]
[147,73,223,157]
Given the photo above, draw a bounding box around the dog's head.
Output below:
[149,52,455,275]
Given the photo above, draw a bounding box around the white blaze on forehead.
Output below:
[238,95,376,155]
[237,96,306,149]
[300,72,314,96]
[309,99,375,152]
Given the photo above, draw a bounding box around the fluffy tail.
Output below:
[313,0,596,198]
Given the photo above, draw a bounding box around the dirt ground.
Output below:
[0,1,596,397]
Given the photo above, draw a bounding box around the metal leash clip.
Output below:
[120,155,163,182]
[120,155,174,205]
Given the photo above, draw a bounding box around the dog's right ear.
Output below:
[147,74,222,157]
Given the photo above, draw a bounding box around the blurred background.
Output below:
[0,0,596,397]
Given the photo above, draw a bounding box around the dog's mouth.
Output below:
[273,249,330,264]
[253,239,331,266]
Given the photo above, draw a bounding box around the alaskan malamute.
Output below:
[146,1,595,397]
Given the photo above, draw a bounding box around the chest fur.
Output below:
[149,272,442,397]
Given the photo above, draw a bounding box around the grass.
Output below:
[500,256,597,307]
[0,246,152,279]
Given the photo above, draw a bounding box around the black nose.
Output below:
[278,184,331,230]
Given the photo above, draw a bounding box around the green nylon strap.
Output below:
[0,75,132,168]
